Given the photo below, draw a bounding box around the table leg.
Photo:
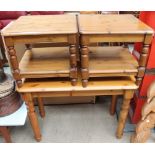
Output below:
[69,45,77,86]
[110,95,118,115]
[24,93,41,142]
[37,97,45,118]
[116,90,134,138]
[81,46,89,87]
[7,46,22,87]
[0,126,12,143]
[136,34,151,86]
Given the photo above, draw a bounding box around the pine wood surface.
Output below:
[89,46,138,76]
[17,76,137,93]
[1,15,78,36]
[19,47,70,78]
[20,76,137,141]
[80,11,99,14]
[78,14,153,34]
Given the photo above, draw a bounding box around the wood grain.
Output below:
[19,47,70,78]
[89,46,138,76]
[19,76,137,141]
[17,76,137,93]
[2,15,78,36]
[78,15,153,34]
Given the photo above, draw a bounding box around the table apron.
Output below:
[80,34,149,45]
[4,34,77,45]
[30,90,125,98]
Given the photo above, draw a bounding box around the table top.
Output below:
[17,76,137,93]
[78,14,154,34]
[1,15,78,36]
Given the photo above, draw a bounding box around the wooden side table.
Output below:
[78,14,153,87]
[17,76,137,141]
[1,15,78,87]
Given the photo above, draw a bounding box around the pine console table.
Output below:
[17,76,137,141]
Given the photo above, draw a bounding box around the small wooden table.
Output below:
[78,14,153,87]
[17,76,137,141]
[1,15,78,86]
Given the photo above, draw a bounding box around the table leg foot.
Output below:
[116,132,123,139]
[28,112,42,141]
[82,79,88,87]
[71,78,77,86]
[35,135,42,142]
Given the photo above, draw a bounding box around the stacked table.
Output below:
[1,14,153,142]
[78,14,153,87]
[1,15,78,86]
[78,14,153,116]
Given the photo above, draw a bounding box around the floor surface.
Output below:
[1,96,155,143]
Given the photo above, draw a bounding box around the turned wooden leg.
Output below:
[23,93,41,142]
[69,45,77,86]
[136,42,150,87]
[71,78,77,86]
[37,97,45,118]
[81,46,89,87]
[110,95,118,115]
[82,79,88,88]
[7,46,22,87]
[0,126,12,143]
[116,90,134,139]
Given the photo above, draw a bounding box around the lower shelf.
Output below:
[19,47,71,78]
[89,46,138,77]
